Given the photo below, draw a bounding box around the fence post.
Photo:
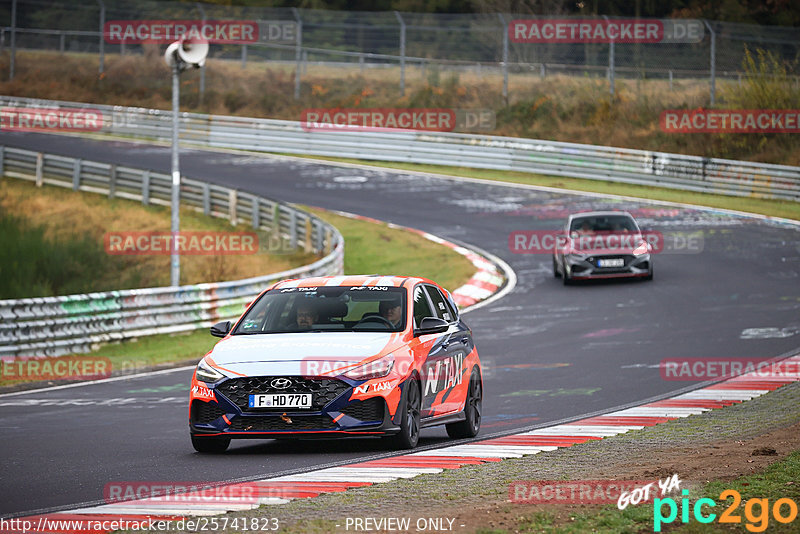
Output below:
[603,15,615,97]
[60,32,65,53]
[10,0,17,80]
[141,170,150,205]
[394,11,406,96]
[97,0,105,75]
[704,20,716,106]
[196,3,206,104]
[669,70,673,91]
[0,146,4,176]
[35,152,43,187]
[72,159,82,191]
[498,13,508,102]
[241,44,247,69]
[292,8,303,100]
[540,63,545,78]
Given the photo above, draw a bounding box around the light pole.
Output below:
[164,37,208,286]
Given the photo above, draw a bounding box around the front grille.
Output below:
[216,376,349,412]
[589,255,634,268]
[341,398,385,422]
[191,400,226,425]
[229,414,337,431]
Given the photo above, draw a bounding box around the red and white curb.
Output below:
[10,354,799,532]
[317,209,509,310]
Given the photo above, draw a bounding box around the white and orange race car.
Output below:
[189,275,483,453]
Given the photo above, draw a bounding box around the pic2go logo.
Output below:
[654,489,798,532]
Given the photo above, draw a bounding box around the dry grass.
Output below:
[0,178,317,294]
[1,50,798,165]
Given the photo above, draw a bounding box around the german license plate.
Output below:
[598,258,625,267]
[248,393,312,409]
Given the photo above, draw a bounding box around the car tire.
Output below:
[389,377,421,450]
[562,265,572,286]
[553,257,561,278]
[446,368,482,439]
[191,435,231,453]
[645,266,654,281]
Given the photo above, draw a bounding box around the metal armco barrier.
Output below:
[1,96,798,201]
[0,146,344,358]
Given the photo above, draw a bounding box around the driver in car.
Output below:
[379,297,403,329]
[291,301,318,330]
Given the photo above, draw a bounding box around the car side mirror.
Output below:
[210,320,232,338]
[415,317,449,336]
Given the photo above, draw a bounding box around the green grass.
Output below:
[308,207,476,293]
[295,156,800,222]
[506,451,800,533]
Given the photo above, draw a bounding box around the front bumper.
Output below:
[189,375,402,438]
[565,253,651,279]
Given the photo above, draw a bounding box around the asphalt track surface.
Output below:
[2,132,799,517]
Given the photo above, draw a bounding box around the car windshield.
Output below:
[570,214,638,233]
[233,286,407,334]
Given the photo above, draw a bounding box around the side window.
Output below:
[425,285,453,322]
[413,286,434,327]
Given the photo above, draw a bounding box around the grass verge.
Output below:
[1,202,477,390]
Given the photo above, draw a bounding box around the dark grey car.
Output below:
[553,211,654,285]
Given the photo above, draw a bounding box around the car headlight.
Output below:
[633,242,650,256]
[343,354,395,381]
[195,359,226,383]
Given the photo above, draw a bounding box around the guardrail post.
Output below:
[304,217,312,253]
[315,220,323,252]
[324,228,332,255]
[229,189,238,225]
[292,8,303,100]
[394,11,406,96]
[141,170,150,205]
[202,183,210,215]
[108,164,117,198]
[72,159,82,191]
[289,210,297,249]
[252,197,260,229]
[35,152,43,187]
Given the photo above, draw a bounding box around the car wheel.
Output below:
[389,377,421,450]
[553,257,561,278]
[446,368,482,439]
[562,264,572,286]
[645,265,654,281]
[191,435,230,453]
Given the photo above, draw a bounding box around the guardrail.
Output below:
[0,145,344,358]
[1,96,798,201]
